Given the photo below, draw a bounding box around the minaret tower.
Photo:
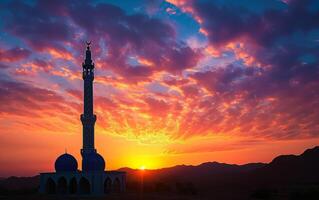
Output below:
[81,42,97,156]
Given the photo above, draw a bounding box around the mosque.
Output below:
[39,43,126,195]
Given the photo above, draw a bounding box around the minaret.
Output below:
[39,43,123,195]
[81,42,97,156]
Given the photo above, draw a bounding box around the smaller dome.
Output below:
[82,152,105,171]
[55,153,78,172]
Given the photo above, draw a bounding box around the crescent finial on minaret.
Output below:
[86,41,91,51]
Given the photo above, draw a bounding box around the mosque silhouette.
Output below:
[39,43,126,195]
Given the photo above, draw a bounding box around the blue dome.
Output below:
[82,152,105,171]
[55,153,78,172]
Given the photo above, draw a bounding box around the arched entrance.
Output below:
[113,178,121,193]
[57,177,67,194]
[45,178,56,194]
[79,177,90,194]
[104,177,112,193]
[69,177,77,194]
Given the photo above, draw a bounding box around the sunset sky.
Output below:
[0,0,319,177]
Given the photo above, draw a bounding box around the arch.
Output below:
[104,177,112,193]
[79,177,90,194]
[69,177,77,194]
[57,177,67,194]
[113,177,121,193]
[45,177,56,194]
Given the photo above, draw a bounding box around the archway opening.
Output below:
[79,177,90,194]
[69,177,77,194]
[104,177,112,194]
[113,178,121,193]
[57,177,67,194]
[45,178,56,194]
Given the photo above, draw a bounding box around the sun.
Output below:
[140,165,146,170]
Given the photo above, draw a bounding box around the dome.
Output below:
[55,153,78,172]
[82,152,105,171]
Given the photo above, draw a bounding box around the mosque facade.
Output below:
[39,43,126,195]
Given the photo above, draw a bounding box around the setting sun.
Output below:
[140,166,146,170]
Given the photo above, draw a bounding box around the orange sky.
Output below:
[1,112,319,177]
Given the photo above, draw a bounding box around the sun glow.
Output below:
[125,154,162,170]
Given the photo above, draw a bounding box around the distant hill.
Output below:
[119,161,266,186]
[1,146,319,199]
[252,146,319,185]
[120,146,319,198]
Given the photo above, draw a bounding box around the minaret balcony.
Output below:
[80,114,97,125]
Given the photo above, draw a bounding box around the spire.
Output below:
[82,41,94,79]
[81,41,97,156]
[85,41,92,66]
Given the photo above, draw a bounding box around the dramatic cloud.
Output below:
[166,0,319,139]
[0,0,318,175]
[0,47,31,62]
[2,1,72,47]
[0,78,79,117]
[1,1,200,79]
[68,2,201,76]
